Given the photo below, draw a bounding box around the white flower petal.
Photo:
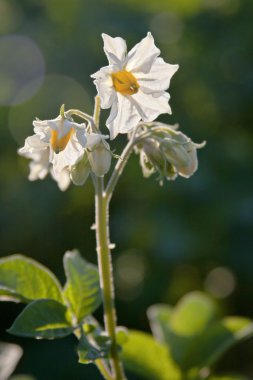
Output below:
[106,93,141,139]
[52,136,84,174]
[131,91,171,121]
[48,118,72,139]
[33,119,51,128]
[126,32,160,74]
[91,67,116,109]
[102,33,127,66]
[33,125,51,143]
[135,58,179,94]
[51,168,71,191]
[26,147,50,181]
[106,100,118,126]
[18,135,48,157]
[74,124,87,147]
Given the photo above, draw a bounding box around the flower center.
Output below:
[50,128,74,153]
[111,70,139,96]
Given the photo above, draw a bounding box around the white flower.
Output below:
[91,32,179,139]
[19,114,111,190]
[19,114,87,190]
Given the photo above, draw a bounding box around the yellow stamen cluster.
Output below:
[111,70,139,96]
[50,128,74,153]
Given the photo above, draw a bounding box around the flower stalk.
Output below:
[93,96,126,380]
[94,176,126,380]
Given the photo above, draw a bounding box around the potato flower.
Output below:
[91,32,179,139]
[18,113,108,190]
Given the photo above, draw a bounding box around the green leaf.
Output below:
[8,299,73,339]
[147,292,253,373]
[77,335,101,364]
[0,342,23,380]
[63,250,101,323]
[121,330,181,380]
[0,255,63,304]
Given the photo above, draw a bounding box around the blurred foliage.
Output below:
[0,0,253,379]
[122,292,253,380]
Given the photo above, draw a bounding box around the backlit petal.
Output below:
[51,168,71,191]
[107,93,141,139]
[131,91,171,121]
[135,58,179,94]
[126,32,160,73]
[102,33,127,66]
[91,67,116,109]
[52,135,84,174]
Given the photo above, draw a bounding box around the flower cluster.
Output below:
[133,122,205,184]
[18,32,203,189]
[18,107,111,190]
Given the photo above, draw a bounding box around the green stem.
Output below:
[105,140,135,203]
[95,359,114,380]
[65,109,94,124]
[95,176,126,380]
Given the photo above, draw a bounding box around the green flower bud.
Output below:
[142,139,177,180]
[88,141,111,177]
[160,132,205,178]
[70,153,90,186]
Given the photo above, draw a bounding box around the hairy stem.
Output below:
[95,359,114,380]
[105,140,135,203]
[95,176,126,380]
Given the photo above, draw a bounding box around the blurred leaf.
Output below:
[121,330,181,380]
[0,342,23,380]
[8,299,73,339]
[0,255,62,304]
[77,334,101,364]
[147,292,253,373]
[63,250,101,323]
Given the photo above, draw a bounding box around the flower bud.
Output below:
[142,139,176,180]
[161,130,205,178]
[134,122,205,183]
[70,153,90,186]
[88,141,111,177]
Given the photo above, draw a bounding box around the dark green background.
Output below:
[0,0,253,378]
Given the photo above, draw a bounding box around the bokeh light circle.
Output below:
[0,34,45,105]
[8,74,92,144]
[205,267,236,299]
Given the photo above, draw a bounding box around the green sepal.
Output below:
[0,255,63,304]
[60,104,65,118]
[8,299,73,339]
[63,250,101,323]
[77,334,101,364]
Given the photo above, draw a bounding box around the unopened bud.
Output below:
[88,141,111,177]
[161,132,205,178]
[70,153,90,186]
[143,139,176,180]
